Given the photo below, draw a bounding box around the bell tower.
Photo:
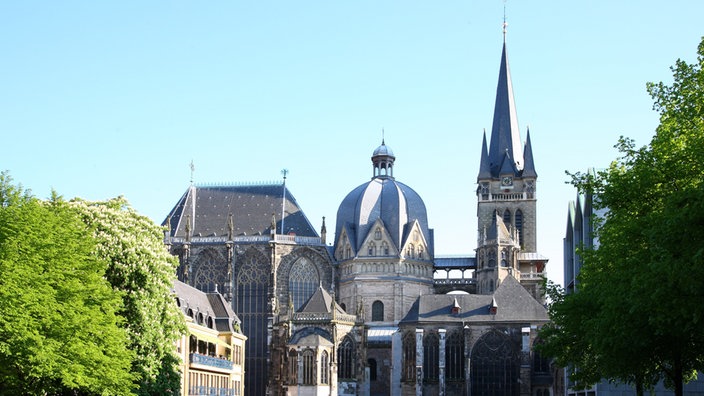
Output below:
[475,23,545,300]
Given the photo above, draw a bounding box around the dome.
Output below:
[335,177,432,255]
[372,141,395,158]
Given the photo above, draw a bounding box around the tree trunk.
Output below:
[674,355,684,396]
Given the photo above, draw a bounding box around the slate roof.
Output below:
[299,286,347,316]
[400,276,548,324]
[478,37,537,181]
[335,177,433,255]
[173,280,240,333]
[163,183,319,239]
[522,129,537,178]
[488,40,523,176]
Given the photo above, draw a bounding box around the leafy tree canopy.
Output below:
[0,172,135,395]
[539,37,704,396]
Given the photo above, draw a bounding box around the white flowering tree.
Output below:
[71,197,186,395]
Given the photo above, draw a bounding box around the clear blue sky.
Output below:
[2,1,702,287]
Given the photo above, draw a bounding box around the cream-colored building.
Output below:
[173,280,246,396]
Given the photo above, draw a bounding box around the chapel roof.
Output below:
[400,276,548,324]
[163,183,318,239]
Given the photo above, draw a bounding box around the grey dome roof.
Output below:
[372,141,395,158]
[335,177,432,255]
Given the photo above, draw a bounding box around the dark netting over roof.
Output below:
[163,183,318,238]
[335,177,432,254]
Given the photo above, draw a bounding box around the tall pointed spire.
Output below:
[487,22,523,177]
[477,129,492,180]
[522,128,538,178]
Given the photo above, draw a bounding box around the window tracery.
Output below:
[423,332,439,382]
[402,332,416,382]
[288,257,319,311]
[446,331,464,381]
[471,330,519,396]
[338,337,355,380]
[193,249,229,293]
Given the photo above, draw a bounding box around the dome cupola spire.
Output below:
[371,137,395,179]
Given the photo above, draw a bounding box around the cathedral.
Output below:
[163,30,552,396]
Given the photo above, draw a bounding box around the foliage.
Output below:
[69,197,186,395]
[539,37,704,396]
[0,172,135,395]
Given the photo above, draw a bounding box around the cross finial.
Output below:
[189,160,195,185]
[382,128,385,145]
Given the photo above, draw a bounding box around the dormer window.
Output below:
[451,298,461,314]
[490,297,498,314]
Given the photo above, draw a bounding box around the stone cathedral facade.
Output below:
[164,32,553,396]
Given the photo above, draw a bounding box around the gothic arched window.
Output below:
[236,250,269,396]
[402,332,416,382]
[287,349,297,385]
[471,330,519,396]
[372,300,384,322]
[501,249,508,267]
[289,258,319,311]
[368,242,376,256]
[302,349,315,385]
[423,332,439,382]
[488,250,497,268]
[503,209,511,226]
[382,242,390,255]
[193,248,228,293]
[446,331,465,382]
[515,210,524,246]
[418,245,424,259]
[338,337,355,380]
[321,351,330,384]
[374,228,382,240]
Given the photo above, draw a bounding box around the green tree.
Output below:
[539,37,704,396]
[70,197,186,395]
[0,172,135,395]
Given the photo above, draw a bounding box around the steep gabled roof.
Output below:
[299,285,347,316]
[163,183,318,239]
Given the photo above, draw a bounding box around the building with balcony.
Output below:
[173,280,246,396]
